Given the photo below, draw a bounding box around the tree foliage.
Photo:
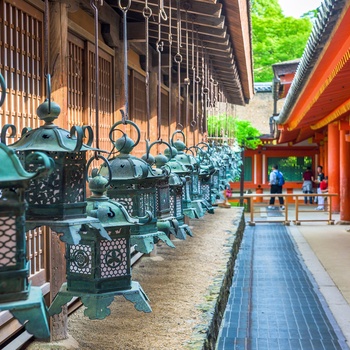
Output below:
[207,116,262,150]
[252,0,313,82]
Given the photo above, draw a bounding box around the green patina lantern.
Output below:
[164,143,198,219]
[208,144,225,204]
[164,146,193,237]
[1,75,106,244]
[170,130,208,218]
[49,161,152,319]
[142,140,186,240]
[100,120,174,254]
[0,142,53,339]
[194,143,216,211]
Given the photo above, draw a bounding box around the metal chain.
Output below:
[175,0,183,130]
[200,41,204,135]
[157,0,166,139]
[195,29,200,128]
[184,5,190,132]
[143,0,152,139]
[118,0,132,123]
[90,0,103,151]
[168,0,172,140]
[191,20,196,128]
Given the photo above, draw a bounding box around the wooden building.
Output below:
[276,0,350,220]
[231,0,350,215]
[0,0,253,345]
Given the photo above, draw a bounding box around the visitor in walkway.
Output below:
[314,165,325,205]
[316,176,328,210]
[302,166,314,204]
[268,164,285,210]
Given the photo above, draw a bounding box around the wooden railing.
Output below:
[240,193,338,226]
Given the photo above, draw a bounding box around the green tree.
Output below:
[207,116,261,149]
[234,119,261,149]
[252,0,313,82]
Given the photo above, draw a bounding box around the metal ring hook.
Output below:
[118,0,131,11]
[159,0,168,20]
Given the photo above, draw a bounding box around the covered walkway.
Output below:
[217,220,350,350]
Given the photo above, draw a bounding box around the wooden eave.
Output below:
[102,0,253,106]
[277,0,350,144]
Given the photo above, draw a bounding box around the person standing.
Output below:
[316,176,328,210]
[268,164,285,210]
[302,166,314,204]
[314,165,325,205]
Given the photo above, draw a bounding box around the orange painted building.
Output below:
[274,0,350,221]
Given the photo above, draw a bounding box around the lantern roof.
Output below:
[86,173,150,227]
[9,124,98,153]
[8,98,100,153]
[0,143,52,188]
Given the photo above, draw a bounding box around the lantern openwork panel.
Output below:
[107,182,157,236]
[66,224,131,294]
[0,188,29,302]
[156,179,171,218]
[18,150,87,220]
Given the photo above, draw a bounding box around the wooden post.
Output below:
[49,1,69,341]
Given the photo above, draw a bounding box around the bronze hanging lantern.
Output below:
[49,161,152,319]
[1,75,107,244]
[193,143,216,212]
[170,130,207,217]
[142,140,186,240]
[164,146,193,237]
[0,142,53,339]
[100,120,174,254]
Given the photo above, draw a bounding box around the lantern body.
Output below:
[49,179,152,320]
[0,143,53,339]
[101,152,174,253]
[10,125,91,221]
[66,224,131,294]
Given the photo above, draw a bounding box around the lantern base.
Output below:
[26,217,109,245]
[201,199,215,214]
[157,217,188,240]
[183,207,199,219]
[0,286,50,339]
[181,223,193,237]
[131,231,175,254]
[49,281,152,320]
[190,200,205,218]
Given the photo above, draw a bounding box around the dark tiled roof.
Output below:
[254,82,272,93]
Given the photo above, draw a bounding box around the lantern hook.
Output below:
[69,126,84,152]
[86,153,112,188]
[0,124,16,144]
[171,129,186,146]
[145,139,173,162]
[0,73,6,107]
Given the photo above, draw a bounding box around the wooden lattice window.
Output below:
[0,0,47,285]
[130,70,147,157]
[68,33,84,130]
[0,0,44,135]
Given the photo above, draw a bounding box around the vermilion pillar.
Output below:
[327,122,340,212]
[340,130,350,221]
